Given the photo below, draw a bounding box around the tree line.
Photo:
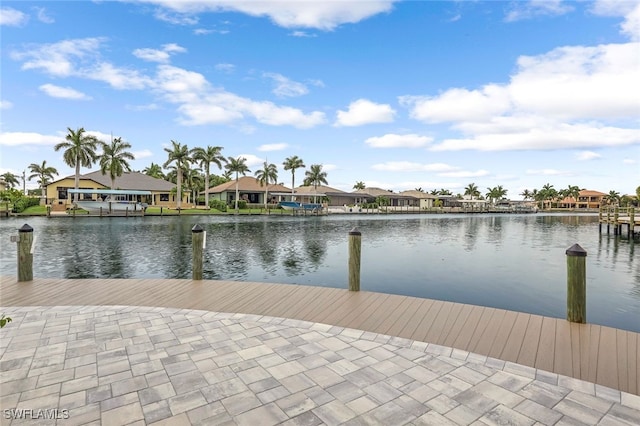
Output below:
[1,127,331,212]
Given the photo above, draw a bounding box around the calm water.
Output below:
[0,214,638,332]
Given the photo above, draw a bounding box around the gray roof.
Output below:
[51,171,176,192]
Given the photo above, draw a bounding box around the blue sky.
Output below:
[1,0,638,197]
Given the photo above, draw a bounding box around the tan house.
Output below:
[398,190,437,209]
[352,187,418,207]
[292,185,355,206]
[208,176,291,205]
[558,189,607,209]
[0,178,6,192]
[46,171,186,208]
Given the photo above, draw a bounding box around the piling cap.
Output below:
[191,224,204,233]
[19,224,33,233]
[349,227,361,236]
[566,243,587,257]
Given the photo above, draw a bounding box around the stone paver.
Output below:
[0,305,638,425]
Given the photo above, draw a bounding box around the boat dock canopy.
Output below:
[67,189,152,195]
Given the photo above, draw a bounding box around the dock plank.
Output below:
[0,276,637,396]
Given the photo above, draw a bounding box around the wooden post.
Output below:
[160,207,163,217]
[630,207,635,238]
[17,224,34,282]
[566,243,587,323]
[606,208,610,234]
[614,207,619,235]
[126,206,129,217]
[46,205,50,218]
[348,227,361,291]
[192,224,204,280]
[598,207,602,233]
[100,206,103,217]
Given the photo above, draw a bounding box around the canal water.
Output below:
[0,214,637,332]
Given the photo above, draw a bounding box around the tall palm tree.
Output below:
[28,161,58,203]
[163,140,191,209]
[143,163,165,179]
[464,183,480,200]
[1,172,20,189]
[54,127,101,203]
[414,187,424,193]
[304,164,328,203]
[254,161,278,209]
[192,145,226,208]
[283,156,305,201]
[520,189,532,201]
[99,137,135,190]
[353,181,365,190]
[182,166,203,206]
[606,190,621,206]
[225,156,250,213]
[540,183,557,210]
[565,185,581,209]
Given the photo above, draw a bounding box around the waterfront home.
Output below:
[292,185,356,206]
[207,176,291,205]
[0,178,6,192]
[352,187,419,207]
[557,189,607,209]
[398,190,437,209]
[45,171,186,209]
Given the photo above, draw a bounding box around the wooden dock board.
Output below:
[0,276,637,396]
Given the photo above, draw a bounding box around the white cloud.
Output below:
[234,154,264,168]
[505,0,573,22]
[0,7,28,26]
[125,103,159,111]
[11,39,326,129]
[33,6,54,24]
[576,151,602,161]
[623,158,637,164]
[404,41,640,152]
[591,1,640,41]
[371,162,458,172]
[132,149,153,159]
[133,43,186,63]
[525,169,572,176]
[215,63,235,73]
[11,37,105,77]
[322,164,338,172]
[258,143,289,152]
[0,131,60,146]
[39,84,91,100]
[0,100,13,109]
[438,170,490,178]
[264,73,309,97]
[137,0,397,30]
[336,99,396,126]
[365,133,432,149]
[289,31,316,37]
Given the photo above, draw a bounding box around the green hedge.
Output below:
[13,197,40,213]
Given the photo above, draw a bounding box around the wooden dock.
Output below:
[0,277,638,396]
[600,206,637,237]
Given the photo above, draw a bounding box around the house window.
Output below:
[160,194,169,202]
[57,187,68,199]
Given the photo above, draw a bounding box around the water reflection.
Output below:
[0,214,637,332]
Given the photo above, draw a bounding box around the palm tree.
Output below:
[183,166,203,206]
[438,188,452,196]
[225,156,250,213]
[414,187,424,193]
[143,163,165,179]
[283,156,305,201]
[606,190,621,206]
[1,172,20,189]
[353,181,365,190]
[254,161,278,209]
[486,186,508,204]
[99,137,135,190]
[520,189,533,201]
[304,164,328,203]
[163,140,191,209]
[464,183,480,200]
[28,161,58,203]
[566,185,581,209]
[192,145,226,208]
[539,183,557,210]
[54,127,101,203]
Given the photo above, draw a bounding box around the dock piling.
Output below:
[192,224,204,280]
[17,224,34,282]
[348,227,361,291]
[566,243,587,323]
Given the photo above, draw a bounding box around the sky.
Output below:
[1,0,638,198]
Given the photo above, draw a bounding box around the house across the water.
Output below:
[46,171,187,209]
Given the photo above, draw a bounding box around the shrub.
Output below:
[13,196,40,213]
[236,200,247,210]
[209,199,227,212]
